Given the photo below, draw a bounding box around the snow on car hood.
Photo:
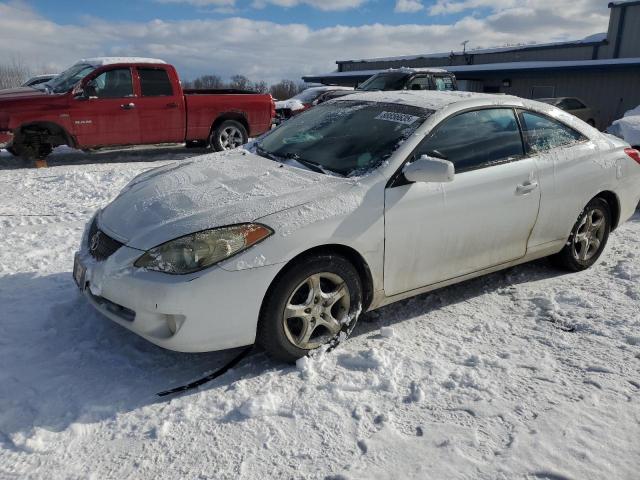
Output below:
[99,150,352,250]
[275,99,306,111]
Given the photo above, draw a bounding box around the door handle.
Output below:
[516,181,539,194]
[120,103,136,110]
[166,102,178,109]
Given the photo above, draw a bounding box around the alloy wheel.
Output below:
[571,207,606,262]
[282,272,351,350]
[218,126,244,150]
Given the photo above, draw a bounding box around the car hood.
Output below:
[99,150,354,250]
[0,87,49,100]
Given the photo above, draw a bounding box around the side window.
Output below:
[433,76,455,91]
[138,68,173,97]
[407,76,430,91]
[415,108,524,173]
[519,110,587,154]
[91,68,133,99]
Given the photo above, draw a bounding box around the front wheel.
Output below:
[209,120,248,152]
[257,254,363,363]
[551,197,611,271]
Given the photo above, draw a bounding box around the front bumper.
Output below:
[0,130,13,149]
[75,241,283,353]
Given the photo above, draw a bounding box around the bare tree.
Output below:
[229,74,251,90]
[185,74,225,89]
[269,79,301,100]
[0,58,30,90]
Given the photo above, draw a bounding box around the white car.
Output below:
[74,91,640,362]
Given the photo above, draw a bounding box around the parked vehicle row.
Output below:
[73,90,640,361]
[0,57,275,161]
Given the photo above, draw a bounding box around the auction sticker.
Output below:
[374,111,420,125]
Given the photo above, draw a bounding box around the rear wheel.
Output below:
[209,120,248,152]
[551,197,611,271]
[5,146,18,156]
[257,254,362,363]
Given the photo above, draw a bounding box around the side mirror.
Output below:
[403,155,455,183]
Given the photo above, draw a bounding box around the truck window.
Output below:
[406,76,430,91]
[433,76,455,91]
[138,68,174,97]
[92,68,134,99]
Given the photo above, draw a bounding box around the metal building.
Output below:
[303,1,640,128]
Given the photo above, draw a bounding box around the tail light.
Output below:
[624,148,640,165]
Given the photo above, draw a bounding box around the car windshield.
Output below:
[290,89,327,104]
[358,72,410,91]
[257,100,432,177]
[45,63,96,94]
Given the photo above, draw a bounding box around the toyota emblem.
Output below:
[90,232,101,252]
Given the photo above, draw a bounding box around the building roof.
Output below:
[303,57,640,83]
[337,34,607,65]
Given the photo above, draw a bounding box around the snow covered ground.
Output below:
[1,146,639,479]
[608,105,640,148]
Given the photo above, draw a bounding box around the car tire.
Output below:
[586,119,596,128]
[209,120,248,152]
[257,254,363,363]
[550,197,611,271]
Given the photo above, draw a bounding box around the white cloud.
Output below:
[0,1,612,84]
[394,0,424,13]
[251,0,367,10]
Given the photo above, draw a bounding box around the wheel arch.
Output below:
[260,244,375,319]
[594,190,621,231]
[16,121,76,148]
[210,112,250,138]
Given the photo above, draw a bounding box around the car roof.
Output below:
[335,90,524,111]
[376,67,450,74]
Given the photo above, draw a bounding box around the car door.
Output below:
[384,108,541,296]
[134,66,185,144]
[517,109,594,247]
[69,67,140,147]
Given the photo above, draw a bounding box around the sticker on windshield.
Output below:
[374,111,420,125]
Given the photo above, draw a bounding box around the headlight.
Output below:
[134,223,273,274]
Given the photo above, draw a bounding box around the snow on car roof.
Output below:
[302,86,354,92]
[335,90,521,112]
[78,57,167,66]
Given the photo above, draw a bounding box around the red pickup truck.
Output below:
[0,57,275,160]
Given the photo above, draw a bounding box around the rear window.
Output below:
[433,75,456,91]
[138,68,173,97]
[519,110,587,153]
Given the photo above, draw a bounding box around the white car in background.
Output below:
[608,105,640,148]
[74,91,640,362]
[537,97,596,127]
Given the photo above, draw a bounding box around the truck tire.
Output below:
[210,120,248,152]
[11,141,53,161]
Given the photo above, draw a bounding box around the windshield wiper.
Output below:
[286,154,344,177]
[255,144,281,162]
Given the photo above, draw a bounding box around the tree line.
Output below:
[183,74,307,100]
[0,60,309,100]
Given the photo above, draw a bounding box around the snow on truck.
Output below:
[0,57,275,160]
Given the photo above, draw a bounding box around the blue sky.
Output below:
[27,0,473,28]
[0,1,612,82]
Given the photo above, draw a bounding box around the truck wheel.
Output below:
[210,120,248,151]
[11,138,53,161]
